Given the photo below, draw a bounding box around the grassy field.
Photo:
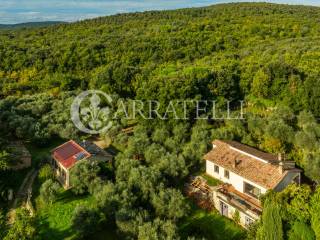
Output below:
[35,190,119,240]
[179,203,246,240]
[36,190,94,240]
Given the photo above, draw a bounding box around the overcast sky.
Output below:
[0,0,319,24]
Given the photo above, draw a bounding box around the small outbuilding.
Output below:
[51,140,112,189]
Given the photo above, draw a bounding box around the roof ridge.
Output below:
[51,139,74,152]
[52,140,91,169]
[70,140,91,156]
[213,139,278,162]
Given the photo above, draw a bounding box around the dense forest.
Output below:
[0,21,65,30]
[1,2,320,240]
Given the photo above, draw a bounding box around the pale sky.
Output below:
[0,0,319,24]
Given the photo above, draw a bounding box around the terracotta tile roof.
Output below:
[204,140,299,189]
[52,140,91,169]
[221,140,278,162]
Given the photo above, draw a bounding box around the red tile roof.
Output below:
[52,140,91,169]
[204,140,300,189]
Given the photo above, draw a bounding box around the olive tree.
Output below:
[40,179,60,204]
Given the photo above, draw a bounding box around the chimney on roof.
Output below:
[233,159,242,168]
[278,153,295,174]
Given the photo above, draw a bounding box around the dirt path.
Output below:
[7,168,38,223]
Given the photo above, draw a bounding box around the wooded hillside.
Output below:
[1,3,320,116]
[1,3,320,239]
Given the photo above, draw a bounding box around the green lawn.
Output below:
[35,189,119,240]
[179,203,246,240]
[36,190,95,240]
[201,173,222,187]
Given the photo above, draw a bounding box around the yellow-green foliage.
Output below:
[0,3,320,118]
[311,188,320,239]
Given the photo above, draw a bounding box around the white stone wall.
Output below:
[206,160,267,195]
[212,191,258,228]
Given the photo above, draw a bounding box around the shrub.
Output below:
[3,208,36,240]
[71,205,102,238]
[40,179,60,204]
[70,160,100,195]
[232,210,240,224]
[288,221,315,240]
[38,164,54,183]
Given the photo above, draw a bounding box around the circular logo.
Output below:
[71,90,113,134]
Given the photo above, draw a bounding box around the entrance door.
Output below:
[220,201,229,217]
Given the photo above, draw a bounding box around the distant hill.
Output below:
[1,2,320,117]
[0,21,66,29]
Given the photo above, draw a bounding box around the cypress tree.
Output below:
[261,198,284,240]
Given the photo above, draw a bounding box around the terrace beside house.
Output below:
[51,140,112,189]
[187,139,301,228]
